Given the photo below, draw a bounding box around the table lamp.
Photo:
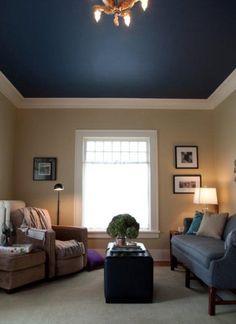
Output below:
[193,187,218,212]
[54,183,64,225]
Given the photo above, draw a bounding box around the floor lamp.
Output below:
[54,183,64,225]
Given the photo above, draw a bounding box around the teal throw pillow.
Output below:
[187,211,204,235]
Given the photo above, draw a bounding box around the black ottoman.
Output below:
[104,245,153,303]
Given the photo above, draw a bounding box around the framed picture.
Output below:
[173,175,201,194]
[33,157,57,181]
[175,146,198,169]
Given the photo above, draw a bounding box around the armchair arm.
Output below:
[17,228,56,278]
[52,225,88,251]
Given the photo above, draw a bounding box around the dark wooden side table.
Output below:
[169,230,182,270]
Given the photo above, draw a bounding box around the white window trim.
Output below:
[74,130,159,239]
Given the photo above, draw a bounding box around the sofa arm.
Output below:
[210,237,236,289]
[52,225,88,251]
[183,218,193,233]
[17,228,56,278]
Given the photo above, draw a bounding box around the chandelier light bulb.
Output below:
[124,13,131,27]
[140,0,148,11]
[94,9,102,22]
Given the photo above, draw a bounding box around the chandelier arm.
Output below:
[119,0,139,11]
[120,9,131,17]
[93,5,115,15]
[102,0,115,7]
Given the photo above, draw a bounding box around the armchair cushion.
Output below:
[56,240,85,260]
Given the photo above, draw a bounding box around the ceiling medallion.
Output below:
[93,0,149,27]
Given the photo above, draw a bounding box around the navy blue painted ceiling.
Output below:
[1,0,236,99]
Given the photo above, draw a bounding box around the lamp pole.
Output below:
[54,183,64,225]
[56,190,60,225]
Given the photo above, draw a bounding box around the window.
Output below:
[75,130,159,238]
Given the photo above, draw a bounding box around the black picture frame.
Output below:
[173,175,202,194]
[33,157,57,181]
[175,146,198,169]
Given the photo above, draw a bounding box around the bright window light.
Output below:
[83,139,150,229]
[75,130,158,236]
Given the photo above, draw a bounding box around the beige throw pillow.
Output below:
[196,212,228,239]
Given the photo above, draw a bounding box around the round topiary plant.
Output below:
[106,214,140,240]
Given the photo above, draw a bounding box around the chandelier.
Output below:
[93,0,149,27]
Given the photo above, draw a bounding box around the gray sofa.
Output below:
[171,214,236,315]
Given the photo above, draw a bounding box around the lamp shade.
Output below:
[54,183,64,191]
[193,187,218,205]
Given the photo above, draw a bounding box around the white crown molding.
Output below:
[0,69,235,110]
[0,72,24,107]
[207,69,236,109]
[21,97,208,110]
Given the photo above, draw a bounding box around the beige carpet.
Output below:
[0,267,235,324]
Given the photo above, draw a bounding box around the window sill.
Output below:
[88,230,160,239]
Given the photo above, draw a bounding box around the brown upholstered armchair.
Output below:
[11,207,87,278]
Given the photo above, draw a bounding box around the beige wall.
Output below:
[13,108,215,251]
[1,87,236,253]
[0,93,16,198]
[213,91,236,215]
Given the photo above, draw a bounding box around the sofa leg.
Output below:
[185,268,190,288]
[208,287,216,316]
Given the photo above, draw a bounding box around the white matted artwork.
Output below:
[33,157,57,181]
[175,146,198,169]
[173,175,201,194]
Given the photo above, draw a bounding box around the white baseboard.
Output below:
[92,248,170,262]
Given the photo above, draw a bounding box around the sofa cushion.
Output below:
[55,240,85,260]
[196,212,228,239]
[171,235,225,268]
[186,211,203,235]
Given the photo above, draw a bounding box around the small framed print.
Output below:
[33,157,57,181]
[175,146,198,169]
[173,175,201,194]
